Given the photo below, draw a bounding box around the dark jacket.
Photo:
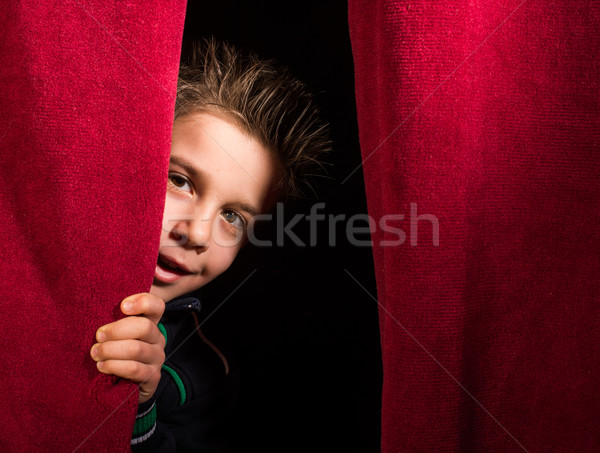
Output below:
[131,295,239,452]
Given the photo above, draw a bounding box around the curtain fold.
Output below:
[0,1,186,450]
[349,1,599,451]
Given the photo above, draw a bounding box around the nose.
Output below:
[169,215,211,252]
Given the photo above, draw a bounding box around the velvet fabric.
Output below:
[0,1,186,451]
[349,1,599,451]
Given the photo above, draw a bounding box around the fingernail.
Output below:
[91,345,99,360]
[97,361,104,371]
[96,329,106,342]
[122,300,133,313]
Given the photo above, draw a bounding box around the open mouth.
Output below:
[154,254,192,283]
[158,255,190,274]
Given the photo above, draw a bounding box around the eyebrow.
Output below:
[169,155,259,217]
[170,155,201,182]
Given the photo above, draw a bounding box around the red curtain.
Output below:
[349,1,599,451]
[0,1,186,451]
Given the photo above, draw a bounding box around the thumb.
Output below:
[121,293,166,324]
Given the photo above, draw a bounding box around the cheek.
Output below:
[160,196,187,238]
[206,246,242,277]
[161,197,174,229]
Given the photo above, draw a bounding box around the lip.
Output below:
[154,253,194,284]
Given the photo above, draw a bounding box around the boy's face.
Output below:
[150,112,278,302]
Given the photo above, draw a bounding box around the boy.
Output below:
[89,39,329,451]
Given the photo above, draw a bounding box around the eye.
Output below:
[221,209,246,230]
[167,173,192,194]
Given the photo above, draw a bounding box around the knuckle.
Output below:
[144,375,159,391]
[138,293,151,307]
[126,361,142,378]
[156,298,166,316]
[145,292,164,311]
[128,341,144,361]
[142,319,155,337]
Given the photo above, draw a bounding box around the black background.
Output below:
[182,2,382,451]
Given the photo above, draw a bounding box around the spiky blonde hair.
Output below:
[175,38,330,201]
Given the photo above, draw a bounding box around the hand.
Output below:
[90,293,166,404]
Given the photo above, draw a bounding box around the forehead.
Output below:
[171,112,280,212]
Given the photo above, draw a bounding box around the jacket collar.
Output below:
[165,294,202,313]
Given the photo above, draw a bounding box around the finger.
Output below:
[96,316,165,344]
[121,293,165,324]
[96,359,162,387]
[91,340,165,365]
